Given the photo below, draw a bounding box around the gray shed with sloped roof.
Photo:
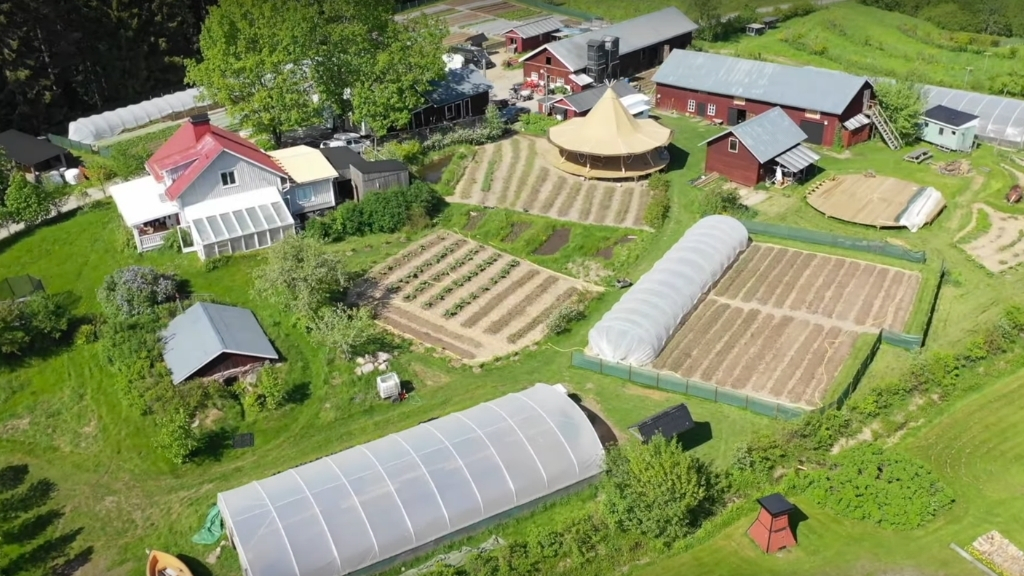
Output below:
[701,107,810,163]
[162,302,278,384]
[653,50,870,115]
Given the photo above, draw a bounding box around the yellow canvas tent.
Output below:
[546,83,672,177]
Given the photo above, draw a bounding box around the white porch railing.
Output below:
[139,230,171,251]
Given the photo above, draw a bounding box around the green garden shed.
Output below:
[920,105,978,152]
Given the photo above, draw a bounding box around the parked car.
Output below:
[500,106,530,124]
[450,46,495,70]
[320,132,367,153]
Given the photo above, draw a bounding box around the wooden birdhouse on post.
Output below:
[747,493,797,554]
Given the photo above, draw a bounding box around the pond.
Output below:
[418,154,453,184]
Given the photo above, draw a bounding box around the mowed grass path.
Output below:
[630,367,1024,576]
[707,3,1024,96]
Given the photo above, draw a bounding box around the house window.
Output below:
[545,56,552,65]
[728,138,739,153]
[555,76,564,86]
[952,130,957,135]
[530,71,539,81]
[938,127,945,136]
[220,169,238,187]
[296,186,313,203]
[708,104,717,117]
[445,103,457,118]
[734,97,745,105]
[279,176,288,188]
[805,109,820,119]
[687,99,696,113]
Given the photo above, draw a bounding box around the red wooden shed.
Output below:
[747,493,797,554]
[500,17,564,55]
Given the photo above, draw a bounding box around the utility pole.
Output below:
[964,67,973,88]
[984,52,992,73]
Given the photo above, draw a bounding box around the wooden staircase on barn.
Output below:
[867,101,903,150]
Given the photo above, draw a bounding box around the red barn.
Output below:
[653,50,875,148]
[500,17,564,55]
[519,7,697,95]
[700,107,820,187]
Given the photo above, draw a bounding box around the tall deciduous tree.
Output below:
[308,305,383,361]
[875,79,926,145]
[251,235,348,328]
[691,0,724,41]
[185,0,326,146]
[350,16,448,134]
[2,174,67,227]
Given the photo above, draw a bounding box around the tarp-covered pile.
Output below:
[897,186,946,232]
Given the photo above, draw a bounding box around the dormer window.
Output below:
[220,169,238,187]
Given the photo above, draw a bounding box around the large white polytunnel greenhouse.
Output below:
[67,88,208,144]
[588,215,749,365]
[921,84,1024,148]
[218,383,604,576]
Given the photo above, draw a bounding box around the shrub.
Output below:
[103,125,177,179]
[789,443,953,530]
[517,113,559,136]
[0,293,74,356]
[97,266,179,319]
[697,187,752,218]
[203,255,230,272]
[3,174,68,227]
[308,305,384,360]
[379,139,424,165]
[422,106,506,151]
[74,323,97,346]
[602,436,720,545]
[252,235,348,328]
[99,315,173,413]
[546,292,592,336]
[161,229,182,252]
[644,189,671,228]
[874,79,925,145]
[259,366,288,410]
[303,182,445,242]
[154,406,200,464]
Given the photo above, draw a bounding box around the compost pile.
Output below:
[937,159,971,176]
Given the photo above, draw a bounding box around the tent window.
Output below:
[687,99,696,113]
[728,138,739,153]
[220,169,238,188]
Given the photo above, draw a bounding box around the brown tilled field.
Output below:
[353,231,597,361]
[654,244,922,408]
[453,136,650,228]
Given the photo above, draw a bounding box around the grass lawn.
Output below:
[704,3,1024,96]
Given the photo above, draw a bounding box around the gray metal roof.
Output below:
[501,17,564,38]
[776,145,820,171]
[653,50,870,115]
[553,81,639,113]
[424,67,493,107]
[843,113,870,130]
[533,7,698,72]
[700,107,809,163]
[162,302,278,384]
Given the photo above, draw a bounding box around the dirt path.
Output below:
[961,203,1024,272]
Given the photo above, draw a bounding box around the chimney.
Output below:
[189,113,211,138]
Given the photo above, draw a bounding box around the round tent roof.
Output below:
[548,84,673,157]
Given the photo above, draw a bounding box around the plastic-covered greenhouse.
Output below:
[218,384,604,576]
[67,88,208,144]
[921,84,1024,148]
[588,215,749,365]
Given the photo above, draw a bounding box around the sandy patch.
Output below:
[961,203,1024,272]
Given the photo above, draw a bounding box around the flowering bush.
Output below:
[97,266,179,319]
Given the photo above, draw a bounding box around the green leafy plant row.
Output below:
[442,259,521,318]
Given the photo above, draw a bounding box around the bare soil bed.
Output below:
[596,236,636,260]
[453,136,650,229]
[653,244,922,408]
[534,228,571,255]
[960,203,1024,272]
[354,231,597,361]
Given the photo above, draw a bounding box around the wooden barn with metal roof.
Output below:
[653,50,876,148]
